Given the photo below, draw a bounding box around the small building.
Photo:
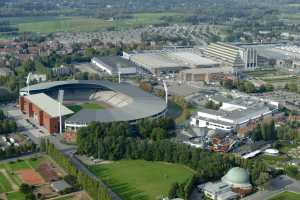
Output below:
[51,180,71,193]
[0,67,13,77]
[30,74,47,83]
[52,65,72,77]
[179,67,233,82]
[203,182,238,200]
[264,148,279,156]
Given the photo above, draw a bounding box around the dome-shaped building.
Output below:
[221,167,252,196]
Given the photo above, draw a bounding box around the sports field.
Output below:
[67,102,106,113]
[89,160,195,200]
[268,191,300,200]
[0,156,65,200]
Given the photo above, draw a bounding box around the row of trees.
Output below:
[137,118,175,140]
[168,175,198,199]
[0,120,17,135]
[77,123,271,187]
[250,119,276,141]
[41,140,112,200]
[205,100,222,110]
[221,79,273,93]
[0,143,37,160]
[0,109,17,135]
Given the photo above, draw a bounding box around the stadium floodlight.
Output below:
[58,90,64,135]
[118,71,121,84]
[26,72,32,95]
[163,80,168,105]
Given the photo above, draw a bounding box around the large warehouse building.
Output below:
[19,80,167,135]
[124,48,222,76]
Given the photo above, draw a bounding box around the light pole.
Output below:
[58,90,64,135]
[26,72,32,95]
[163,80,168,105]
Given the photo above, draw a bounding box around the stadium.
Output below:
[19,80,167,134]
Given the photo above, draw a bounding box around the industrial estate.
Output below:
[1,1,300,200]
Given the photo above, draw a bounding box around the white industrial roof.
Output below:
[169,52,219,66]
[130,53,183,69]
[25,93,73,118]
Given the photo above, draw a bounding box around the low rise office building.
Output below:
[190,94,278,137]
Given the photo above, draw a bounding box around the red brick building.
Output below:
[20,93,73,134]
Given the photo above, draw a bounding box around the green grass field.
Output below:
[7,191,26,200]
[0,12,186,33]
[268,191,300,200]
[0,171,12,193]
[89,160,195,200]
[67,102,105,113]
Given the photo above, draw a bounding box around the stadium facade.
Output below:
[19,80,167,134]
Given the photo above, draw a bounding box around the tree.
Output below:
[255,172,270,186]
[168,182,179,199]
[151,127,167,141]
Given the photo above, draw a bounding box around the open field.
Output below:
[268,191,300,200]
[89,160,195,200]
[0,12,186,34]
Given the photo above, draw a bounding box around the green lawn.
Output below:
[7,191,26,200]
[268,191,300,200]
[89,160,195,200]
[0,172,12,193]
[67,102,105,113]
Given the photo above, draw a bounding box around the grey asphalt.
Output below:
[243,175,300,200]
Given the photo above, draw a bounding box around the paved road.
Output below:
[243,175,300,200]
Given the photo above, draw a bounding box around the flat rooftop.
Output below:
[130,53,184,69]
[197,104,273,124]
[96,56,139,69]
[25,93,74,118]
[168,51,220,66]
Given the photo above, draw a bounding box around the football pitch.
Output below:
[89,160,195,200]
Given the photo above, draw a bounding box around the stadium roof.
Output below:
[21,80,167,124]
[25,93,74,118]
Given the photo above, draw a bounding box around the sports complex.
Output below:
[19,80,167,135]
